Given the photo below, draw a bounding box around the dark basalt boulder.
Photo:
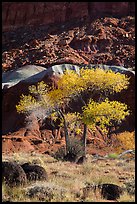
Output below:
[21,163,48,181]
[2,161,27,186]
[100,183,123,200]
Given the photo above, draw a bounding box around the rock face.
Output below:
[2,135,36,154]
[2,16,135,72]
[89,2,135,18]
[2,2,135,32]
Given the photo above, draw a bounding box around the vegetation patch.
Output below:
[2,153,135,202]
[16,68,130,161]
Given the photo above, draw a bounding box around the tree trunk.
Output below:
[58,110,70,154]
[79,96,87,157]
[83,124,87,157]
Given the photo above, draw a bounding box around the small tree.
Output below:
[81,99,130,155]
[16,68,130,158]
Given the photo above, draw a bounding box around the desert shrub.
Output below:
[2,183,27,202]
[54,137,85,162]
[64,137,85,162]
[26,182,68,202]
[26,185,54,201]
[124,179,135,196]
[107,153,119,159]
[115,131,135,153]
[53,146,66,161]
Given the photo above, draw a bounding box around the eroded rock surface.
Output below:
[2,16,135,71]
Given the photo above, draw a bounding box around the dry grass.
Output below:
[2,152,135,202]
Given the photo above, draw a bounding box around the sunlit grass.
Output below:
[2,152,135,202]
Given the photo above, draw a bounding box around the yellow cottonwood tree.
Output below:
[16,68,130,157]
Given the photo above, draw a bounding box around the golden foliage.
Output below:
[80,68,129,93]
[29,81,50,95]
[116,131,135,153]
[62,112,82,134]
[82,99,130,133]
[57,68,130,98]
[16,68,130,135]
[16,94,39,113]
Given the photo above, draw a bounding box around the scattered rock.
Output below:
[75,156,86,164]
[100,183,123,200]
[104,170,110,174]
[2,161,27,186]
[21,163,48,181]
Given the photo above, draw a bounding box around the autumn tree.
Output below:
[16,68,130,158]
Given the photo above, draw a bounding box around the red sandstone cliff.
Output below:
[2,2,135,32]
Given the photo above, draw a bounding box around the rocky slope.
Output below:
[2,16,135,72]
